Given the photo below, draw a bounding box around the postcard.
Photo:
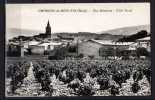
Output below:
[5,3,151,96]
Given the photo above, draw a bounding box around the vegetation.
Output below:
[7,61,30,93]
[6,59,151,96]
[118,30,148,42]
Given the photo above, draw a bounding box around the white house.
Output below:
[136,36,150,52]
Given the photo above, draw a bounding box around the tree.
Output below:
[136,47,149,57]
[78,53,84,58]
[48,46,68,60]
[88,55,95,59]
[68,45,77,53]
[117,30,148,42]
[116,48,123,57]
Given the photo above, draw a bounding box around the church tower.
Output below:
[45,20,51,37]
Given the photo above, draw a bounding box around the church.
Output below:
[34,20,52,39]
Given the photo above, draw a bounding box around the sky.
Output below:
[6,3,150,40]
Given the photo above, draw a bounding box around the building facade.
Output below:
[136,36,150,52]
[78,39,134,58]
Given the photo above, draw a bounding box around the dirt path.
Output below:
[7,62,44,96]
[16,61,44,96]
[27,62,35,81]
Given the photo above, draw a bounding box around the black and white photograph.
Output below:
[5,3,151,96]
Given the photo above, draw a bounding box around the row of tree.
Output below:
[117,30,149,42]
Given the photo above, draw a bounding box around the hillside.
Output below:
[56,25,150,41]
[98,25,150,36]
[7,28,43,40]
[56,32,123,41]
[96,34,124,41]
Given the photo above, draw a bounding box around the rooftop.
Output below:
[90,39,134,46]
[38,41,62,46]
[137,36,150,41]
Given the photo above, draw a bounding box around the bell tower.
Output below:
[45,20,51,35]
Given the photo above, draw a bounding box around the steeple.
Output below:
[46,20,51,35]
[47,20,50,27]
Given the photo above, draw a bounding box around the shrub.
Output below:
[97,75,110,90]
[77,83,95,96]
[110,85,119,96]
[131,82,140,93]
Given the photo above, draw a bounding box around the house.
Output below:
[7,43,24,57]
[38,41,62,50]
[78,39,135,58]
[28,41,62,55]
[136,36,150,52]
[29,45,45,55]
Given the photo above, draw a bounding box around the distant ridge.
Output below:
[7,28,43,40]
[7,25,150,42]
[98,25,150,35]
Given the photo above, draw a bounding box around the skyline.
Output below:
[6,3,150,40]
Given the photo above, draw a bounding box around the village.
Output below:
[6,21,151,60]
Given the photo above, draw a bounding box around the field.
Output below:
[6,57,151,96]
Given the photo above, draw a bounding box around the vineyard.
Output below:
[6,59,151,96]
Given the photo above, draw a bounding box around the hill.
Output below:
[56,32,123,41]
[98,25,150,36]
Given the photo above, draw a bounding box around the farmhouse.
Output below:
[78,39,135,58]
[28,41,62,55]
[7,42,25,57]
[136,36,150,52]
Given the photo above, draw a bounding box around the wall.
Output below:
[78,41,130,58]
[29,45,45,55]
[78,41,102,58]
